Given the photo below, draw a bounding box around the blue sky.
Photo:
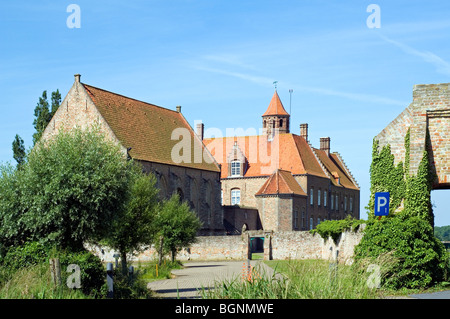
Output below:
[1,0,450,225]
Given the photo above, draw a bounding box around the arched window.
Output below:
[263,120,267,128]
[280,119,283,127]
[176,187,184,201]
[231,188,241,205]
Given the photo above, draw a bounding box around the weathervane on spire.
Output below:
[273,81,278,90]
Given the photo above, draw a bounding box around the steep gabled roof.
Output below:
[203,133,359,190]
[313,148,359,190]
[262,91,289,116]
[203,133,328,179]
[82,83,220,172]
[255,169,307,196]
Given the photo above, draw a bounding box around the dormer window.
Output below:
[231,160,241,176]
[227,141,246,177]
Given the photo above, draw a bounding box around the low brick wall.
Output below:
[269,231,324,260]
[88,226,365,264]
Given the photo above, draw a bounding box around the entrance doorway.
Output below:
[250,237,264,260]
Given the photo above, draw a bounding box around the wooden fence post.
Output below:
[49,258,62,286]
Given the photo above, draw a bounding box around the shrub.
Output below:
[354,214,449,289]
[51,248,106,297]
[310,215,365,243]
[0,241,49,271]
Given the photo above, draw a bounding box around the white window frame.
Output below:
[231,160,241,176]
[231,188,240,205]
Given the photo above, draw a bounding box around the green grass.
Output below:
[201,259,386,299]
[251,253,264,260]
[0,263,89,299]
[135,260,183,282]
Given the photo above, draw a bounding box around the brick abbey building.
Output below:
[202,90,360,232]
[41,74,359,235]
[41,74,223,234]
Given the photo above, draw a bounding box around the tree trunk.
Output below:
[171,249,176,263]
[121,251,128,276]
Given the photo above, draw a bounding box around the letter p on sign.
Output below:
[374,192,389,217]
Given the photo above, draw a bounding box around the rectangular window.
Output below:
[318,189,321,206]
[309,217,314,230]
[231,189,240,205]
[331,194,334,210]
[231,161,241,176]
[310,188,314,205]
[294,211,299,229]
[350,197,353,213]
[344,196,347,211]
[324,190,327,207]
[302,210,305,229]
[335,194,339,211]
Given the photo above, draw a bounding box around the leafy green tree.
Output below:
[11,134,26,169]
[156,194,202,262]
[0,163,27,247]
[32,90,61,146]
[32,91,51,145]
[0,126,135,250]
[435,225,450,241]
[50,89,61,117]
[104,172,160,274]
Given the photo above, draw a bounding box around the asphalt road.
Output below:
[409,290,450,299]
[147,260,275,299]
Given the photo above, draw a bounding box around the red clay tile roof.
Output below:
[313,148,359,190]
[255,169,307,196]
[82,83,219,172]
[262,91,289,116]
[203,133,358,189]
[203,133,328,179]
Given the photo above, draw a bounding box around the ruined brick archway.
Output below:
[376,83,450,189]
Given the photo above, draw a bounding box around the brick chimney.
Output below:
[300,123,308,141]
[74,74,81,83]
[320,137,331,156]
[196,122,204,140]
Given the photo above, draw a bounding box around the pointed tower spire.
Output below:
[262,90,290,137]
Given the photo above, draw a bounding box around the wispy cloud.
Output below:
[194,66,274,87]
[193,65,406,106]
[379,34,450,76]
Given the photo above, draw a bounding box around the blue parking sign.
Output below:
[374,192,390,216]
